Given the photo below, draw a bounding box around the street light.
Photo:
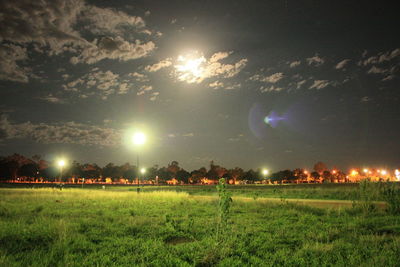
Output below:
[132,132,146,186]
[57,159,66,183]
[262,169,269,176]
[132,132,146,145]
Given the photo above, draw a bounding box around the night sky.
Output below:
[0,0,399,171]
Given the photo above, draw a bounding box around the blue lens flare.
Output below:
[264,111,285,128]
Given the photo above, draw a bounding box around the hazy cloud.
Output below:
[335,59,350,69]
[260,85,283,93]
[289,61,301,68]
[175,51,247,84]
[70,37,155,65]
[145,58,172,72]
[310,80,330,90]
[0,44,29,83]
[0,0,156,80]
[306,54,324,66]
[63,70,132,99]
[38,94,63,103]
[367,66,387,74]
[0,115,121,146]
[250,72,284,83]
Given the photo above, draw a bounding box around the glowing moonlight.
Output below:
[175,52,206,83]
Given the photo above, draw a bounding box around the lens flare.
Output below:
[264,111,285,128]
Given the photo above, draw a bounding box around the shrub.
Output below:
[381,183,400,215]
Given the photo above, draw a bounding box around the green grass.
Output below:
[1,187,400,266]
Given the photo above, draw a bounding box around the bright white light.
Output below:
[132,132,146,145]
[381,170,387,175]
[262,169,269,176]
[395,169,400,180]
[363,168,368,173]
[58,160,65,167]
[175,52,206,83]
[140,168,146,174]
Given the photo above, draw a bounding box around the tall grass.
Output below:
[1,186,400,266]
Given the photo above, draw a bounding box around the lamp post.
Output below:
[140,168,146,184]
[262,169,269,184]
[132,132,146,187]
[57,159,65,183]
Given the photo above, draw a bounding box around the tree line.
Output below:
[0,153,348,184]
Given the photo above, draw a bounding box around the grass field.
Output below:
[1,185,400,266]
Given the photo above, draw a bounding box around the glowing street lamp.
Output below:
[57,159,66,182]
[262,169,269,176]
[363,168,369,174]
[381,170,387,176]
[132,132,146,186]
[132,132,146,145]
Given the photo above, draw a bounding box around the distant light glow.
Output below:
[262,169,269,176]
[363,168,369,173]
[351,170,358,176]
[332,170,337,174]
[395,169,400,180]
[57,159,65,167]
[381,170,387,175]
[140,168,146,174]
[132,132,146,145]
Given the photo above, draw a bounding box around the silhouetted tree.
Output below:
[310,171,320,182]
[314,161,328,175]
[176,169,190,183]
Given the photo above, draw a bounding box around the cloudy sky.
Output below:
[0,0,399,171]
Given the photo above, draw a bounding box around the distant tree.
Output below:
[321,170,332,182]
[270,170,295,183]
[146,165,159,182]
[293,168,308,182]
[167,161,180,178]
[314,162,328,175]
[207,161,227,180]
[2,154,31,180]
[310,171,320,182]
[69,161,83,179]
[176,169,190,183]
[243,169,259,183]
[157,167,172,183]
[83,163,101,179]
[18,163,39,179]
[120,163,136,181]
[190,167,207,184]
[102,163,123,179]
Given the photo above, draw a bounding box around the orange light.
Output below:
[332,170,337,174]
[351,170,358,176]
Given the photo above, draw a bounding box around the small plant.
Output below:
[357,179,377,214]
[216,178,232,241]
[381,183,400,215]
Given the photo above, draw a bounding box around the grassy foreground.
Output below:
[1,188,400,266]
